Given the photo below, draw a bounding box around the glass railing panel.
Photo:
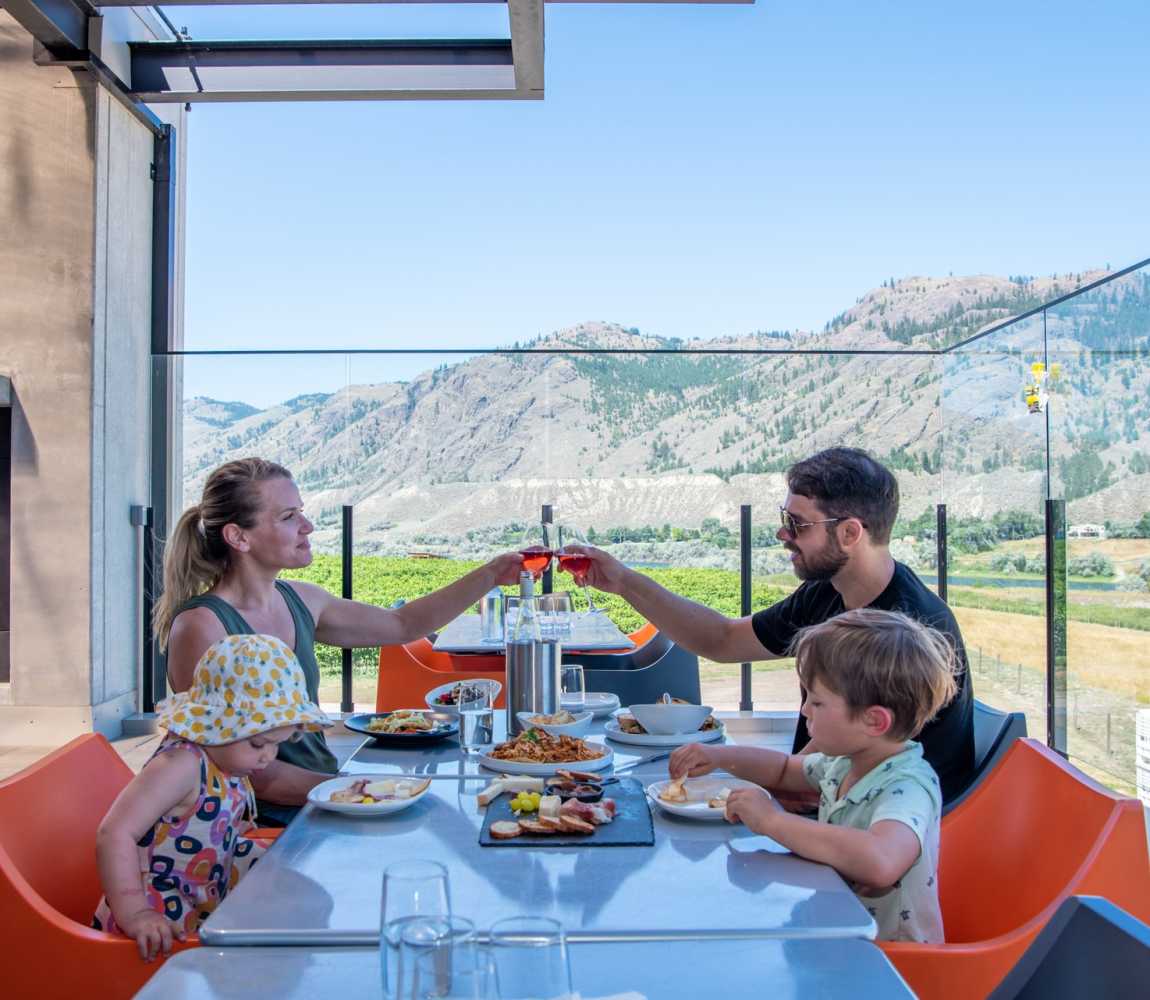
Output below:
[941,313,1048,743]
[1046,264,1150,794]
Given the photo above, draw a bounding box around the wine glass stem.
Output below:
[584,586,599,613]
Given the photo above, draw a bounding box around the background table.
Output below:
[202,745,874,945]
[136,939,913,999]
[433,613,634,653]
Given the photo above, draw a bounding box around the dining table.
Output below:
[134,938,914,998]
[433,613,634,654]
[200,712,876,947]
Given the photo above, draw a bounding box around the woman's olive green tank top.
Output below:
[173,580,338,826]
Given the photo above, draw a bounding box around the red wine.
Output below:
[520,547,553,573]
[558,553,591,576]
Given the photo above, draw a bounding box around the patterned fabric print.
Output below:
[156,632,331,746]
[93,739,265,936]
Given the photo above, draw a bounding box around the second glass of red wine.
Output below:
[557,524,603,614]
[519,523,554,576]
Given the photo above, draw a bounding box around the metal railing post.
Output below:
[541,503,553,595]
[739,505,753,712]
[1045,498,1068,756]
[132,505,156,712]
[341,504,354,714]
[935,503,948,603]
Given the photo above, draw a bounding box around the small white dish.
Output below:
[478,742,613,777]
[604,718,724,747]
[516,710,594,738]
[628,702,713,735]
[561,691,620,719]
[646,777,763,821]
[307,775,432,816]
[425,679,502,716]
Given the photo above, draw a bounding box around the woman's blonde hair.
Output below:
[792,608,958,741]
[153,457,292,649]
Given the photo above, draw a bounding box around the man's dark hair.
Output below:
[786,448,899,544]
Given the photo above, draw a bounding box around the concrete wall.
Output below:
[0,13,183,742]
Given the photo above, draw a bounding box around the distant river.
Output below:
[920,573,1120,592]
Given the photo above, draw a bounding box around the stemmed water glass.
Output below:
[557,524,603,614]
[518,523,555,577]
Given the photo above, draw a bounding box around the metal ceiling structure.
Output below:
[4,1,749,107]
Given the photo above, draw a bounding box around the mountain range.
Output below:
[182,267,1150,553]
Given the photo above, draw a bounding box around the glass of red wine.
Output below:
[518,523,554,577]
[557,524,602,614]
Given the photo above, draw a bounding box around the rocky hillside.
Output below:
[180,267,1150,551]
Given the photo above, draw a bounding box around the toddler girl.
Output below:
[93,633,332,960]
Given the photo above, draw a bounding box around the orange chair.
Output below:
[0,734,199,999]
[627,621,658,647]
[377,640,505,712]
[880,738,1150,1000]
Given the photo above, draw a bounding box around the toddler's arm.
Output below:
[726,790,920,889]
[96,750,199,960]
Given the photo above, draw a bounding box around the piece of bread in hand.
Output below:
[660,777,688,803]
[490,821,522,840]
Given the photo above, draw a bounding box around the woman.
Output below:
[155,457,522,824]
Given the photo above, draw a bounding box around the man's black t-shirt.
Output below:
[750,561,975,804]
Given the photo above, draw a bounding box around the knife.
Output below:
[611,749,674,775]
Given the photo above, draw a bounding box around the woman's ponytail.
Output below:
[153,457,292,649]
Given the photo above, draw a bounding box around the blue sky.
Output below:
[181,2,1150,404]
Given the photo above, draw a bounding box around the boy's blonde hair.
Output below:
[792,608,958,741]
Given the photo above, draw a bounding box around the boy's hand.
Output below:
[668,743,718,780]
[120,907,184,961]
[724,787,781,835]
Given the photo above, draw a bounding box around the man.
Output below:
[573,447,975,803]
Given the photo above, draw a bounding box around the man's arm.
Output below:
[573,546,779,663]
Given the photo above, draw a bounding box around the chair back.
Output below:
[939,738,1140,943]
[583,638,701,704]
[562,628,671,671]
[0,733,131,923]
[943,700,1027,814]
[376,641,505,712]
[987,896,1150,1000]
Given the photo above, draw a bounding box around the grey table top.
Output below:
[433,613,634,653]
[201,715,874,947]
[135,939,912,999]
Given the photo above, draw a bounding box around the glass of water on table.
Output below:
[381,860,451,1000]
[458,683,494,755]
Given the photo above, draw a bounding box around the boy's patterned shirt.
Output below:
[802,741,944,943]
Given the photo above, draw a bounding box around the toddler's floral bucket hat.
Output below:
[156,633,332,745]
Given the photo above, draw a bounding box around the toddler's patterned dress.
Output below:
[93,738,265,936]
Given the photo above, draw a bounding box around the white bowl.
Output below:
[627,702,713,735]
[515,710,594,738]
[425,679,502,716]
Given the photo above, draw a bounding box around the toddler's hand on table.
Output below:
[724,787,779,835]
[120,907,184,962]
[668,743,717,779]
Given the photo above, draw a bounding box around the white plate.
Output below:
[307,775,432,816]
[478,742,614,777]
[604,718,725,747]
[425,679,503,717]
[646,777,763,821]
[561,692,620,719]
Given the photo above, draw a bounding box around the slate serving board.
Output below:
[479,777,654,847]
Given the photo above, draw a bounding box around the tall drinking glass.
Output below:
[490,916,572,1000]
[458,684,494,755]
[561,665,585,711]
[381,860,451,1000]
[398,916,484,1000]
[556,525,602,614]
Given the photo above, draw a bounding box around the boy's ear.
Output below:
[861,705,894,737]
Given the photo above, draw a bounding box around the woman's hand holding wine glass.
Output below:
[518,523,554,578]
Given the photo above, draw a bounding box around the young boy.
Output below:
[668,608,957,942]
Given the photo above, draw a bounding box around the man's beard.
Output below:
[788,532,848,582]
